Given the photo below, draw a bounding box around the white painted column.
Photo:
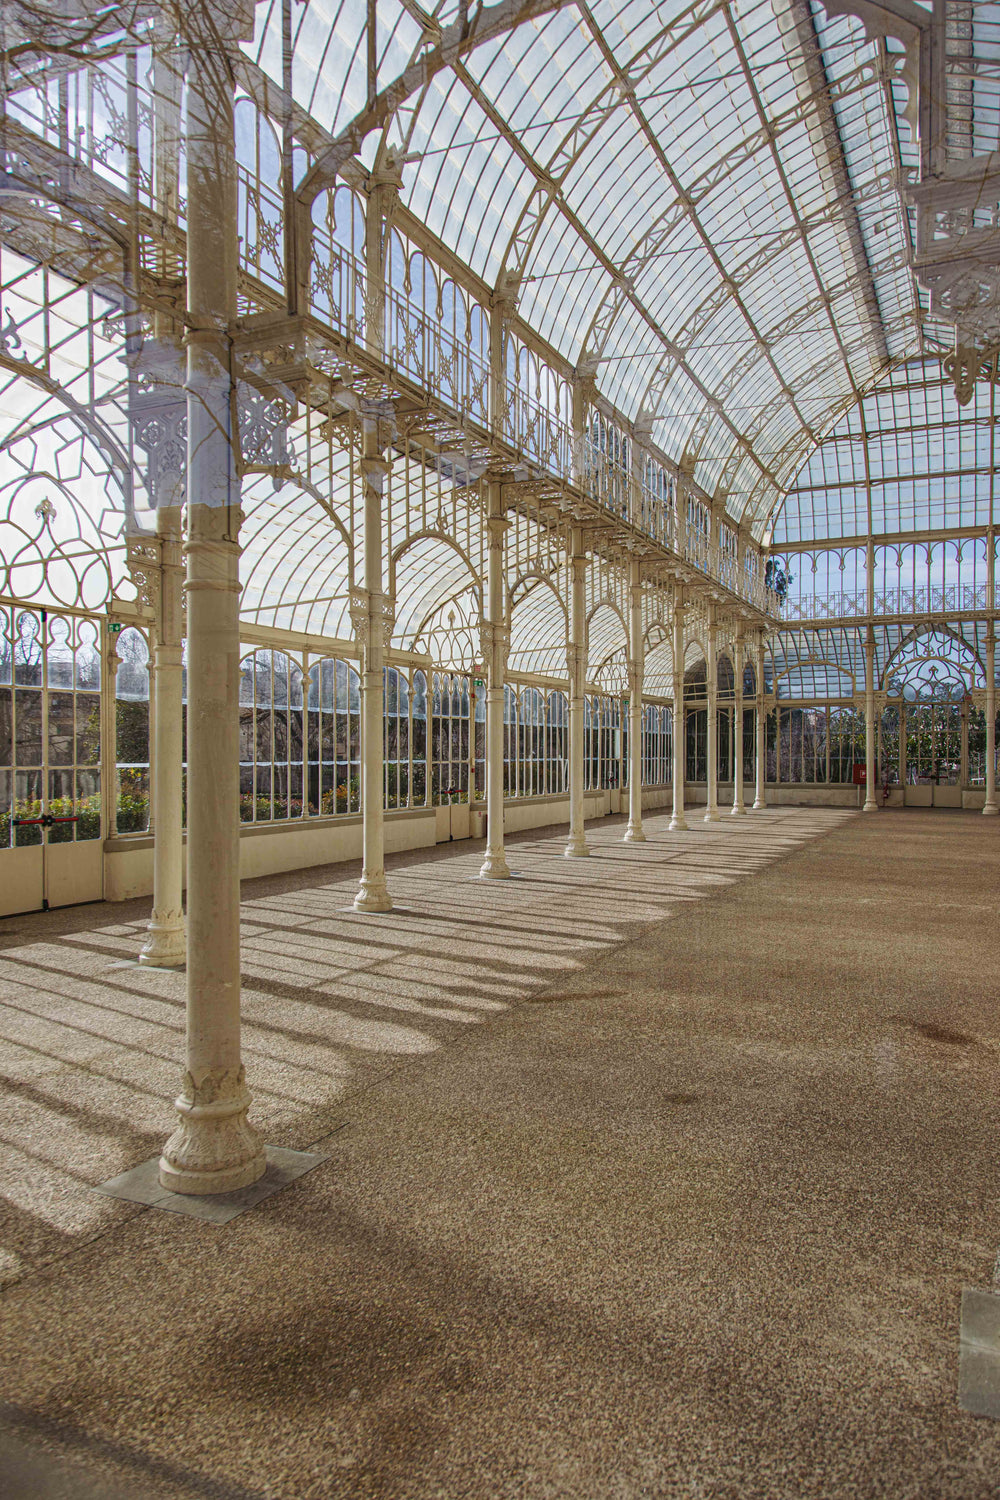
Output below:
[670,589,687,831]
[353,404,394,911]
[138,36,185,967]
[625,557,646,843]
[863,628,878,813]
[565,535,590,857]
[985,628,997,815]
[704,612,720,822]
[481,482,512,876]
[140,502,186,967]
[160,2,265,1193]
[753,634,766,810]
[732,628,745,815]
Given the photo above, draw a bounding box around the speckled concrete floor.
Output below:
[0,807,998,1499]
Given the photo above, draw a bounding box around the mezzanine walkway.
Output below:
[0,807,998,1498]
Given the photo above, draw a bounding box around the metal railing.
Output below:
[304,239,780,616]
[782,584,989,621]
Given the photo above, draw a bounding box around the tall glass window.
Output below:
[432,672,470,802]
[114,626,150,833]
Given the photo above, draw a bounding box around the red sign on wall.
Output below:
[852,763,867,785]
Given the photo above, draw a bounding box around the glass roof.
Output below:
[243,0,924,537]
[773,357,997,546]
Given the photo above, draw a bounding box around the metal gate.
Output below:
[0,602,105,916]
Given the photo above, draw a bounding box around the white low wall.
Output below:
[103,807,438,902]
[103,793,615,902]
[685,782,860,809]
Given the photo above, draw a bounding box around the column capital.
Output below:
[359,397,397,448]
[486,513,511,548]
[349,586,395,652]
[480,620,511,676]
[126,536,162,615]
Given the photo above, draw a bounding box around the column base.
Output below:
[731,803,746,816]
[623,824,646,843]
[354,874,393,912]
[669,814,687,831]
[862,800,878,813]
[752,799,765,810]
[703,808,720,822]
[564,838,590,858]
[139,911,186,968]
[982,802,998,817]
[159,1066,265,1196]
[480,849,512,878]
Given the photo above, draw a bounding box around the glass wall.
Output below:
[503,685,569,796]
[114,626,150,832]
[584,693,621,791]
[765,705,864,784]
[0,605,102,848]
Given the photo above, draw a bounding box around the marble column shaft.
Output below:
[481,486,512,877]
[732,631,745,815]
[625,559,645,843]
[753,635,766,811]
[670,593,687,831]
[160,6,264,1194]
[863,630,878,813]
[704,619,720,822]
[141,504,186,968]
[565,544,590,857]
[354,409,393,912]
[985,630,997,816]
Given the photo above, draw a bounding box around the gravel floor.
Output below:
[0,806,998,1498]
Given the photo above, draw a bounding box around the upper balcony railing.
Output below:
[1,85,780,620]
[782,585,989,622]
[307,238,779,617]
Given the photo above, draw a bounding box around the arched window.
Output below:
[239,649,304,821]
[307,657,361,816]
[585,693,621,790]
[641,703,672,787]
[432,672,470,803]
[114,626,150,833]
[234,98,284,292]
[384,665,427,810]
[237,649,368,823]
[546,691,569,795]
[0,606,102,849]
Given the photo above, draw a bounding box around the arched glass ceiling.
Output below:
[245,0,922,535]
[772,357,997,547]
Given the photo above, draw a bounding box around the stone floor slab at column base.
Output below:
[95,1146,326,1225]
[959,1287,1000,1419]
